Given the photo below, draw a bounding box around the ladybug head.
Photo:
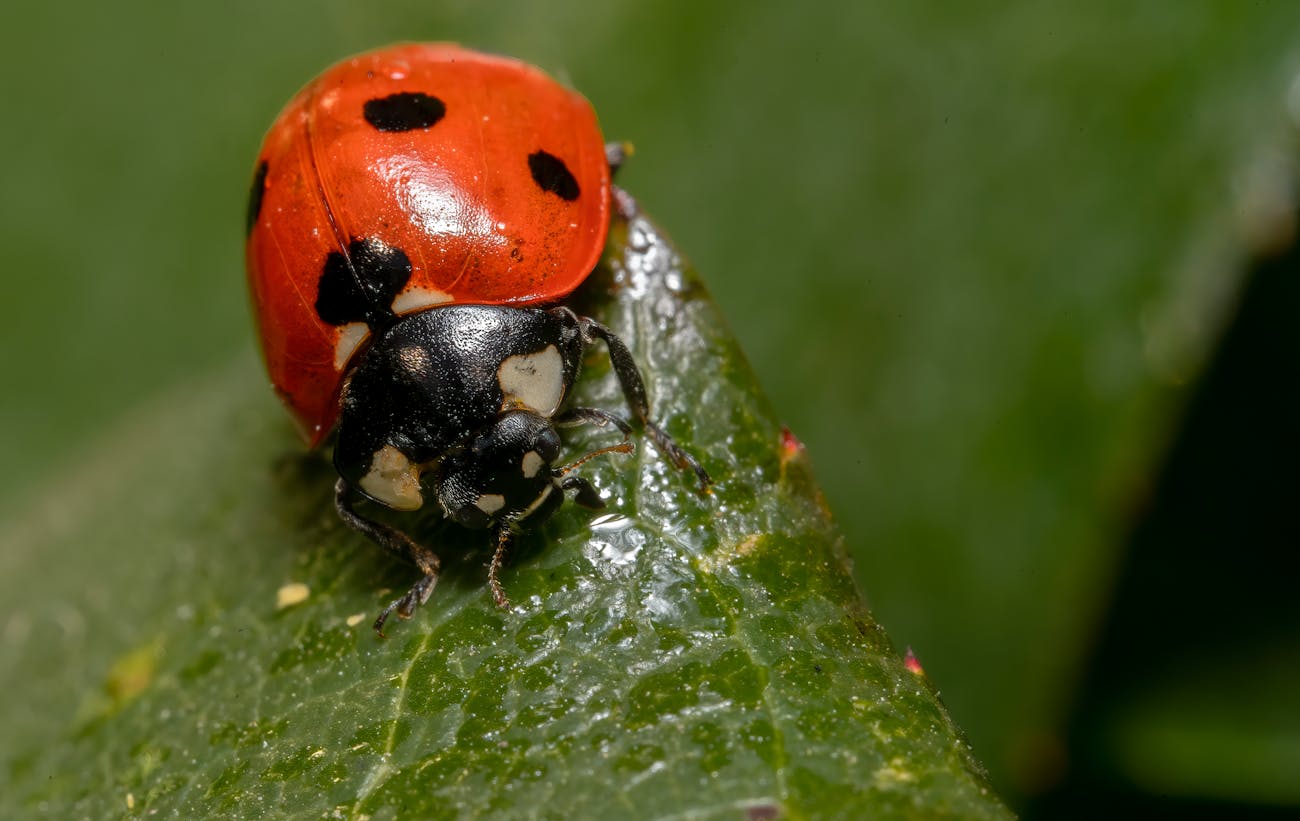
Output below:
[433,410,564,529]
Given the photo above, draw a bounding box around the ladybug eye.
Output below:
[363,92,446,132]
[528,151,580,201]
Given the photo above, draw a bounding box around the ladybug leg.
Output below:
[553,408,635,474]
[612,187,638,220]
[487,525,514,609]
[556,405,633,436]
[567,315,713,491]
[605,142,640,218]
[372,575,438,638]
[605,141,633,176]
[552,407,633,508]
[334,479,442,636]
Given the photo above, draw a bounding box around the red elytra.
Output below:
[246,43,611,446]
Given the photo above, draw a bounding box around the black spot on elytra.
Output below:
[315,238,412,330]
[363,92,446,132]
[528,151,580,201]
[245,160,268,236]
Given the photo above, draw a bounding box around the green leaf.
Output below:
[0,207,1008,818]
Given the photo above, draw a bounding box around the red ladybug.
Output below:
[247,42,613,444]
[246,44,708,634]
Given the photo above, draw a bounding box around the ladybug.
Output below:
[246,43,709,634]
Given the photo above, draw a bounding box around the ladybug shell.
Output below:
[246,43,611,446]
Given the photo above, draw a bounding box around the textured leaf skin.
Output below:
[0,204,1008,819]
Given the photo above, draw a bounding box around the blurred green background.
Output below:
[2,1,1298,814]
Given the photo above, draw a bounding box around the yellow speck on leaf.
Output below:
[697,534,764,573]
[276,582,310,609]
[873,757,918,789]
[105,640,161,707]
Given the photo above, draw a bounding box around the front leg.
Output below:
[563,315,712,491]
[487,525,514,609]
[605,141,639,218]
[553,406,636,474]
[606,141,632,175]
[335,478,442,636]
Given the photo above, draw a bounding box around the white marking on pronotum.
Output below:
[391,285,454,315]
[497,345,565,415]
[360,445,423,510]
[334,322,369,371]
[475,494,506,515]
[521,450,544,478]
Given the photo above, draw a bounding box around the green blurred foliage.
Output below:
[2,0,1298,813]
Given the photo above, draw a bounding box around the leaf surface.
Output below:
[0,206,1007,819]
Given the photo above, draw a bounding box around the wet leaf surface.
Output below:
[0,207,1008,818]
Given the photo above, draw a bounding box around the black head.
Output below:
[433,410,564,529]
